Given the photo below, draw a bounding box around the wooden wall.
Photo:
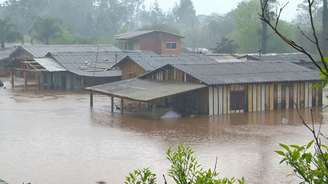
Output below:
[117,59,145,80]
[117,32,182,55]
[145,65,201,83]
[209,82,322,116]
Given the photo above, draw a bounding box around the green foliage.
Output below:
[0,0,301,51]
[214,37,239,54]
[125,168,157,184]
[276,141,328,184]
[233,0,296,53]
[125,145,245,184]
[166,145,201,184]
[0,18,22,48]
[172,0,198,26]
[30,17,63,44]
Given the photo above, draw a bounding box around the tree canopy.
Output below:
[0,0,324,54]
[0,18,21,48]
[30,17,62,44]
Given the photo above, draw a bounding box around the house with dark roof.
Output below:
[115,30,184,55]
[112,54,226,80]
[0,47,15,76]
[87,61,321,116]
[252,52,319,70]
[4,44,136,90]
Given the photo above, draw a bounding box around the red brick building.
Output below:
[115,30,183,55]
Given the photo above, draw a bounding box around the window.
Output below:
[166,42,177,49]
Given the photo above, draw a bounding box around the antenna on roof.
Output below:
[93,44,100,76]
[115,53,118,64]
[258,49,262,57]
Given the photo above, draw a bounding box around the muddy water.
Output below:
[0,82,327,184]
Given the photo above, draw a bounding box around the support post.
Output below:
[121,98,124,114]
[38,72,42,90]
[24,70,27,90]
[80,77,85,89]
[90,91,94,108]
[111,96,114,113]
[10,69,15,88]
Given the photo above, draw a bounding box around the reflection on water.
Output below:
[0,87,327,184]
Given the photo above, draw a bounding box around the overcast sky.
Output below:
[0,0,300,21]
[144,0,299,21]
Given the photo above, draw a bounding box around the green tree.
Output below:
[125,168,157,184]
[276,141,328,184]
[1,0,144,40]
[259,0,328,183]
[0,18,21,48]
[172,0,197,26]
[323,0,328,55]
[138,0,168,27]
[233,0,295,53]
[260,0,277,54]
[125,145,245,184]
[214,37,239,54]
[206,13,235,48]
[30,17,62,44]
[172,0,199,48]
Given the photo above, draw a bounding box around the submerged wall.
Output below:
[208,82,322,116]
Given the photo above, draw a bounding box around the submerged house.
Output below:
[112,54,233,80]
[256,53,318,70]
[115,30,184,55]
[0,47,15,76]
[40,51,123,90]
[87,61,321,116]
[5,44,130,90]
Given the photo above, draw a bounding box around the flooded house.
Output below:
[112,54,221,80]
[115,30,184,55]
[87,61,321,116]
[39,51,123,90]
[255,52,318,70]
[5,44,123,90]
[0,47,15,77]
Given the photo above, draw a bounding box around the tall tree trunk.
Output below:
[261,21,268,54]
[261,0,269,54]
[323,0,328,56]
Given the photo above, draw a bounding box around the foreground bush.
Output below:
[125,145,245,184]
[276,141,328,184]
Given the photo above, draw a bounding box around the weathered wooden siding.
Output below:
[41,72,120,91]
[208,82,322,116]
[208,85,231,116]
[144,65,201,83]
[118,59,145,80]
[118,32,182,55]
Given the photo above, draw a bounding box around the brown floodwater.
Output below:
[0,79,327,184]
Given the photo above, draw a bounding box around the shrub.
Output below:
[125,145,245,184]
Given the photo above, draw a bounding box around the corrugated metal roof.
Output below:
[86,78,206,102]
[49,51,123,77]
[257,53,311,62]
[159,61,320,85]
[34,58,66,72]
[0,47,15,60]
[0,47,16,67]
[118,54,227,72]
[255,53,319,70]
[18,44,121,58]
[115,30,184,40]
[49,51,157,77]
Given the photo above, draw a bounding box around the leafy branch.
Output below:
[259,0,328,77]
